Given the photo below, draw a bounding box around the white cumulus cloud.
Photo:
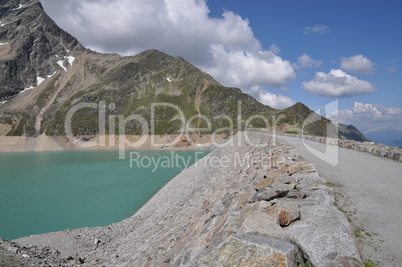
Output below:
[335,102,402,131]
[269,44,281,54]
[302,69,376,97]
[258,90,295,110]
[294,54,323,69]
[206,45,296,90]
[41,0,296,90]
[340,55,375,74]
[353,102,402,118]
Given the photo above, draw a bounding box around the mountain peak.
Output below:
[0,0,84,101]
[137,49,171,58]
[0,1,368,142]
[0,0,42,15]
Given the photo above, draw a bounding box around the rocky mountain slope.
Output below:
[0,0,84,101]
[0,0,365,141]
[338,124,370,142]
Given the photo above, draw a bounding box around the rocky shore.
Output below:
[278,132,402,162]
[3,132,363,266]
[0,134,226,152]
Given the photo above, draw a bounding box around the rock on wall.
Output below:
[279,132,402,162]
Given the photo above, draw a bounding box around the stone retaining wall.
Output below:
[277,132,402,162]
[13,132,363,266]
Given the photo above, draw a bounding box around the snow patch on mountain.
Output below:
[20,72,57,94]
[12,4,23,10]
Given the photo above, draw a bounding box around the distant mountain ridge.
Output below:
[0,0,367,141]
[365,127,402,148]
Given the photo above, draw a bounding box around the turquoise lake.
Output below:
[0,150,208,240]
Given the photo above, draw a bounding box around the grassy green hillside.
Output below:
[0,49,364,140]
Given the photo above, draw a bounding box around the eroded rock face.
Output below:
[13,132,363,266]
[0,0,84,100]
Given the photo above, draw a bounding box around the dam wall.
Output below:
[7,132,363,266]
[277,132,402,162]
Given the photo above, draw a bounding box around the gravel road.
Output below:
[278,135,402,267]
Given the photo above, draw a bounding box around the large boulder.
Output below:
[199,234,297,267]
[286,205,363,267]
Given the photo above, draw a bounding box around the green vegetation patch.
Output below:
[37,73,60,107]
[5,112,35,136]
[363,260,377,267]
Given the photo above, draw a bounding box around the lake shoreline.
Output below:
[8,132,363,266]
[0,133,227,153]
[0,149,210,241]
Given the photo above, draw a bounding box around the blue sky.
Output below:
[41,0,402,132]
[208,0,402,103]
